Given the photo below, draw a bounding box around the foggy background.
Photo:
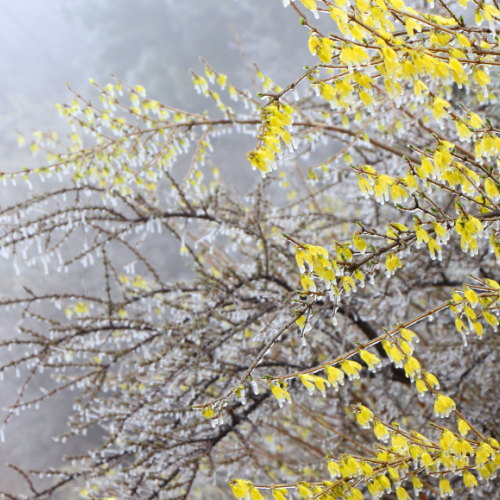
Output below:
[0,0,312,496]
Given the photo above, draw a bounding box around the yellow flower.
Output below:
[202,406,214,418]
[464,286,479,306]
[319,83,337,103]
[455,120,472,141]
[440,428,456,451]
[464,304,476,320]
[355,405,374,428]
[301,274,316,292]
[428,237,442,261]
[415,378,428,393]
[434,394,456,418]
[433,222,450,244]
[458,418,471,436]
[328,460,341,478]
[340,456,361,478]
[456,317,467,333]
[412,475,423,494]
[302,0,317,11]
[417,156,433,178]
[485,178,500,200]
[272,489,288,500]
[421,451,434,468]
[388,345,405,367]
[390,183,408,204]
[230,479,251,499]
[341,359,363,380]
[473,320,483,337]
[404,356,421,380]
[396,486,409,500]
[359,349,382,372]
[468,112,484,129]
[483,3,500,21]
[298,482,312,498]
[454,438,473,456]
[270,384,291,407]
[324,365,345,390]
[439,476,453,497]
[341,275,356,296]
[413,80,428,100]
[449,58,468,86]
[309,36,335,62]
[415,224,430,246]
[250,486,264,500]
[377,474,392,493]
[432,96,450,122]
[353,233,367,254]
[475,68,491,87]
[385,253,403,277]
[463,470,478,490]
[400,328,418,345]
[392,433,409,453]
[360,462,373,478]
[299,373,330,397]
[483,309,499,328]
[373,420,390,441]
[296,315,312,333]
[424,372,440,389]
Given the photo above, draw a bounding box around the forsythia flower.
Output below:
[434,394,456,417]
[324,365,345,389]
[230,479,250,498]
[485,178,500,200]
[299,373,330,396]
[328,460,341,478]
[301,274,316,292]
[385,253,403,277]
[464,286,479,306]
[202,406,214,418]
[355,405,374,428]
[440,428,456,451]
[309,35,334,62]
[392,433,409,453]
[270,383,291,407]
[415,223,429,246]
[458,418,471,436]
[463,470,478,490]
[396,486,409,500]
[359,349,382,372]
[404,356,421,380]
[421,451,434,468]
[440,476,453,497]
[373,420,390,441]
[341,359,363,380]
[400,328,418,345]
[272,489,288,500]
[483,309,499,328]
[250,486,264,500]
[433,222,450,244]
[297,482,312,498]
[353,233,367,253]
[424,371,440,389]
[432,96,450,122]
[296,315,312,333]
[428,237,442,261]
[412,475,423,494]
[415,378,428,393]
